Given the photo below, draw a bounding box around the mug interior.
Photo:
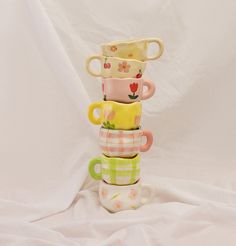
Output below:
[101,38,147,47]
[101,178,140,187]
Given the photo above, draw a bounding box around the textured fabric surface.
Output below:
[0,0,236,245]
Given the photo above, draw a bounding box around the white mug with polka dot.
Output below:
[99,180,155,212]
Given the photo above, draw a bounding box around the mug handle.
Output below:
[86,55,102,77]
[146,38,164,61]
[88,157,102,180]
[88,102,103,125]
[140,130,153,152]
[142,80,156,100]
[141,184,155,204]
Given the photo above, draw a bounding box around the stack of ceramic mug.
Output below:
[86,38,164,212]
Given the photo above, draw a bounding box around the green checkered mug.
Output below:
[88,155,140,185]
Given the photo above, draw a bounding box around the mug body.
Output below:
[99,128,144,157]
[102,78,154,103]
[101,38,164,61]
[88,101,142,130]
[86,55,146,78]
[99,180,154,212]
[88,155,140,185]
[102,101,141,130]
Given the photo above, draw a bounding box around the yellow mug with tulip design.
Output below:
[101,38,164,61]
[88,101,142,130]
[86,55,146,78]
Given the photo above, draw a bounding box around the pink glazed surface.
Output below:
[102,78,155,103]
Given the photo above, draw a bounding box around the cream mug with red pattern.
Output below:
[102,78,155,103]
[101,38,164,61]
[99,127,153,157]
[86,55,146,78]
[99,180,155,212]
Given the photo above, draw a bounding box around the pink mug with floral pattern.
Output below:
[102,78,155,103]
[99,180,155,212]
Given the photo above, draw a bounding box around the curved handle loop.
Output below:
[88,102,103,125]
[142,80,156,100]
[141,183,155,204]
[88,157,102,180]
[146,38,164,61]
[140,130,153,152]
[86,55,102,77]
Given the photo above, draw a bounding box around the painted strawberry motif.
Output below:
[136,69,142,78]
[128,82,139,100]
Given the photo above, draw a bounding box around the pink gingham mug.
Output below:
[102,78,155,103]
[99,127,153,157]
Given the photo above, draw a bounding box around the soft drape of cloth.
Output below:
[0,0,236,245]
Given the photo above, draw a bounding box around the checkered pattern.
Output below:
[99,128,142,157]
[102,156,140,185]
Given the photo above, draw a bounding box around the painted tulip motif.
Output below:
[128,82,139,99]
[103,109,116,129]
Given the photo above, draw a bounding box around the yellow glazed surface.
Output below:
[88,101,142,130]
[101,38,164,61]
[86,55,146,78]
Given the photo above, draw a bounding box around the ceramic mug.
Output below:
[89,154,140,185]
[88,101,142,130]
[102,78,155,103]
[86,55,146,78]
[99,127,153,157]
[99,180,155,212]
[101,38,164,61]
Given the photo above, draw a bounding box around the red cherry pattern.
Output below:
[104,58,111,69]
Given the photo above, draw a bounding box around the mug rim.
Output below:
[102,154,140,163]
[99,55,146,64]
[100,178,141,188]
[100,126,141,133]
[101,37,157,47]
[101,100,141,107]
[102,77,145,82]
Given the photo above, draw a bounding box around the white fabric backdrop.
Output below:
[0,0,236,245]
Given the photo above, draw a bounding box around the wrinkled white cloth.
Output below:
[0,0,236,245]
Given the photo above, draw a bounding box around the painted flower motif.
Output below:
[128,189,138,200]
[113,200,123,210]
[104,109,115,121]
[110,45,117,52]
[134,115,141,127]
[128,83,139,100]
[101,188,108,199]
[118,61,131,73]
[130,83,138,93]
